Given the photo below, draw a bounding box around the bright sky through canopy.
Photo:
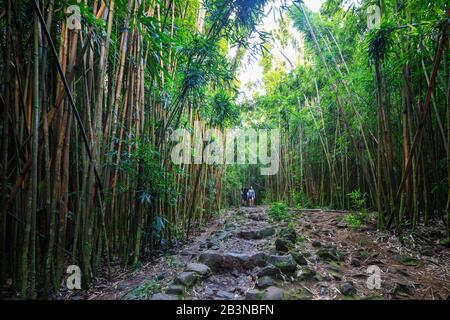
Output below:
[237,0,324,101]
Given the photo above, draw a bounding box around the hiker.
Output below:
[247,187,256,207]
[241,187,248,207]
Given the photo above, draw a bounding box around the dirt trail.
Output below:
[84,206,450,300]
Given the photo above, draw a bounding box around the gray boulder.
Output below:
[279,227,297,243]
[256,265,279,277]
[216,290,235,299]
[340,281,357,296]
[267,254,297,274]
[263,286,284,300]
[199,251,267,271]
[151,293,178,300]
[317,247,344,262]
[275,239,291,252]
[291,252,308,265]
[238,226,275,240]
[165,285,185,295]
[246,289,263,300]
[174,271,198,287]
[256,276,275,289]
[297,266,317,281]
[186,263,210,276]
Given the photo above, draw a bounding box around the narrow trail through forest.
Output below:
[80,206,450,300]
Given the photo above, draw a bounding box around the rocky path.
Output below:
[88,206,450,300]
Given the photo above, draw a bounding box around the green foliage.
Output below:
[261,190,275,205]
[268,202,291,222]
[344,190,369,229]
[401,256,420,267]
[437,239,450,248]
[127,279,161,300]
[292,191,311,209]
[204,89,241,128]
[150,216,169,247]
[366,23,395,65]
[347,189,367,212]
[116,137,180,207]
[345,213,363,229]
[344,210,369,229]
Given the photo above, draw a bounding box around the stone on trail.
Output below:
[223,252,267,269]
[246,289,263,300]
[256,276,275,289]
[259,226,276,238]
[238,226,275,240]
[198,251,223,269]
[165,285,185,295]
[247,213,267,221]
[316,246,344,262]
[263,286,285,300]
[198,250,267,271]
[339,281,357,296]
[174,271,198,287]
[151,293,179,300]
[278,227,297,243]
[275,238,291,252]
[267,254,297,274]
[291,252,308,265]
[207,230,231,248]
[216,290,235,300]
[186,263,211,276]
[296,266,317,281]
[256,265,279,277]
[245,207,261,214]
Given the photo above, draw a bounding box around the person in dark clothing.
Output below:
[241,187,248,206]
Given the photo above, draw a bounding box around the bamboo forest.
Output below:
[0,0,450,302]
